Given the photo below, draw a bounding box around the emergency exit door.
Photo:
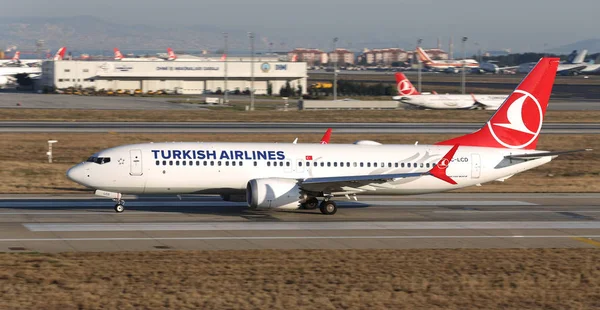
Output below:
[130,149,143,176]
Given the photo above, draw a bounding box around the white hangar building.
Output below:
[41,60,307,95]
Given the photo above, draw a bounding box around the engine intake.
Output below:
[246,178,303,210]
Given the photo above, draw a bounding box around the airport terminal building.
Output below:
[41,60,307,95]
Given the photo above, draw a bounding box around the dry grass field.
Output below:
[2,108,600,123]
[0,249,598,309]
[0,133,597,194]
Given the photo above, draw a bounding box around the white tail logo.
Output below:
[493,95,536,135]
[397,80,416,95]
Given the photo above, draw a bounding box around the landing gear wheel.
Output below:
[114,204,125,213]
[304,197,319,210]
[319,201,337,215]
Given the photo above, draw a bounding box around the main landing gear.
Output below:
[303,197,319,210]
[114,200,125,213]
[319,200,337,215]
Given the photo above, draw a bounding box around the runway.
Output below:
[0,193,599,252]
[2,121,600,134]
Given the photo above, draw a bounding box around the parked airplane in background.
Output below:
[114,48,165,61]
[518,50,589,75]
[0,51,43,67]
[416,47,479,70]
[0,47,65,88]
[392,73,507,110]
[66,57,588,215]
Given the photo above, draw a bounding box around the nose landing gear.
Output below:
[114,200,125,213]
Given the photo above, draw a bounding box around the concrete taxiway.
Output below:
[0,193,599,252]
[2,121,600,134]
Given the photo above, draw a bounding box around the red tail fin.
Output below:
[429,144,459,185]
[437,57,560,150]
[220,54,227,61]
[53,47,66,61]
[12,51,20,61]
[114,48,124,60]
[320,128,332,144]
[395,73,420,96]
[167,48,177,60]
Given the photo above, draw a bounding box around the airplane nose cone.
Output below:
[66,165,86,185]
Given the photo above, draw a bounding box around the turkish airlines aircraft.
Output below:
[66,58,589,215]
[393,73,507,110]
[0,47,65,88]
[416,47,479,70]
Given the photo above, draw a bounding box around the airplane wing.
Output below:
[299,145,459,194]
[505,149,592,160]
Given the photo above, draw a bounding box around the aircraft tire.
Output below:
[319,201,337,215]
[114,204,125,213]
[304,197,319,210]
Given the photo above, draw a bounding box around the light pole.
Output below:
[248,32,255,111]
[417,38,422,93]
[461,36,468,94]
[332,37,339,101]
[223,32,228,104]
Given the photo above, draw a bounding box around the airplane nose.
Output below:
[66,165,87,185]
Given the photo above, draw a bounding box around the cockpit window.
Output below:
[86,156,111,165]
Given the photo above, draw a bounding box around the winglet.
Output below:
[320,128,332,144]
[428,145,459,185]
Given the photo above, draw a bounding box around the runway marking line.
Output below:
[571,237,600,248]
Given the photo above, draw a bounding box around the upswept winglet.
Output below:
[428,145,459,185]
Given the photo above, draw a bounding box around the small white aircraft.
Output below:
[393,73,507,110]
[67,57,589,215]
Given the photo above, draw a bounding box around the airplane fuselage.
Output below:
[399,94,507,110]
[67,142,550,197]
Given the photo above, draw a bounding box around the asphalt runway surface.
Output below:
[2,121,600,134]
[1,193,599,252]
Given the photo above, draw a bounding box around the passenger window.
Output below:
[169,161,173,166]
[286,162,291,167]
[182,161,187,166]
[299,162,303,167]
[395,163,398,168]
[196,161,200,166]
[334,162,337,167]
[254,161,257,166]
[327,162,331,167]
[407,163,411,168]
[232,161,236,166]
[189,161,193,166]
[225,161,229,166]
[313,162,317,167]
[267,162,271,167]
[401,163,405,168]
[204,161,208,166]
[163,160,167,166]
[367,163,371,167]
[210,161,214,166]
[388,163,392,168]
[218,161,222,166]
[353,162,357,167]
[420,163,424,168]
[360,162,364,167]
[176,161,180,166]
[373,163,377,167]
[239,161,243,166]
[156,160,160,166]
[346,162,350,167]
[320,162,325,167]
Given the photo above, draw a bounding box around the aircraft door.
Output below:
[130,149,143,176]
[471,153,481,179]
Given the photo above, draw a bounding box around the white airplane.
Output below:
[392,73,507,110]
[0,47,66,88]
[416,47,479,70]
[113,48,165,61]
[66,57,589,215]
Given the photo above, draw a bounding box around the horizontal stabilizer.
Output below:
[505,149,592,160]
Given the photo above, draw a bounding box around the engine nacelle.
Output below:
[246,178,304,210]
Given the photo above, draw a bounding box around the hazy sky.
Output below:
[3,0,600,52]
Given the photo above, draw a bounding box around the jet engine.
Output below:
[246,178,305,210]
